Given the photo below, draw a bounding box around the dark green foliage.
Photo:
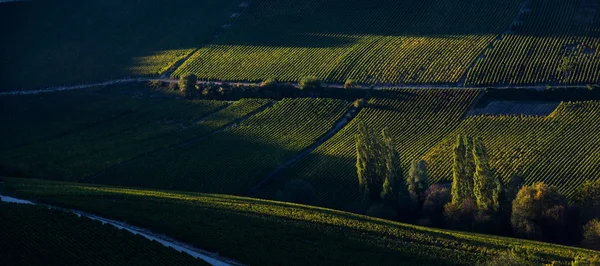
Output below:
[343,79,359,89]
[511,182,568,242]
[356,122,384,205]
[366,202,398,220]
[276,179,317,205]
[472,137,502,213]
[576,180,600,223]
[298,76,322,91]
[582,219,600,251]
[179,73,198,98]
[260,78,279,89]
[408,160,429,205]
[381,128,410,208]
[445,199,478,231]
[452,135,474,204]
[0,203,207,266]
[420,184,452,227]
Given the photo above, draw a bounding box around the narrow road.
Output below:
[0,194,244,266]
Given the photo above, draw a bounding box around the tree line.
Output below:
[351,122,600,250]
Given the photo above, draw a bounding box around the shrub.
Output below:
[344,79,359,89]
[298,76,322,91]
[420,184,451,227]
[576,180,600,223]
[511,182,567,242]
[582,219,600,250]
[353,98,366,108]
[444,199,477,231]
[260,78,278,89]
[276,179,317,205]
[179,73,198,97]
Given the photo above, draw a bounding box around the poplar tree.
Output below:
[408,160,429,203]
[380,128,410,206]
[356,122,383,203]
[472,137,502,213]
[451,135,474,204]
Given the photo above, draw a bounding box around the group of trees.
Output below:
[354,125,600,250]
[355,122,428,220]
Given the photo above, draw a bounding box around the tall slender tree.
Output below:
[472,137,503,213]
[380,128,410,207]
[356,122,383,204]
[408,160,429,203]
[451,135,474,204]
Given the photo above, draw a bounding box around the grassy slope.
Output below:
[466,0,600,85]
[258,89,480,210]
[93,98,350,195]
[424,101,600,198]
[173,0,523,84]
[0,0,239,90]
[0,202,208,266]
[0,84,270,181]
[3,178,600,266]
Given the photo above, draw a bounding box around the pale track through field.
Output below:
[0,194,244,266]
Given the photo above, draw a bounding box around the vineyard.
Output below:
[465,0,600,85]
[257,89,480,210]
[93,98,351,194]
[172,0,523,84]
[0,202,207,265]
[0,0,240,90]
[424,100,600,198]
[0,85,272,181]
[4,178,600,266]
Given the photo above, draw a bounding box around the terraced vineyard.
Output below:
[424,101,600,198]
[4,178,600,266]
[0,0,240,90]
[0,85,271,181]
[0,202,207,265]
[465,0,600,85]
[258,89,480,210]
[173,0,523,84]
[93,98,351,194]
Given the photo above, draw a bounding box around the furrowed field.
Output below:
[424,100,600,198]
[0,0,240,90]
[258,89,480,210]
[0,202,208,265]
[0,85,270,181]
[173,0,523,85]
[92,98,351,194]
[465,0,600,85]
[4,178,600,266]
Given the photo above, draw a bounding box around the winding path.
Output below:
[0,194,243,266]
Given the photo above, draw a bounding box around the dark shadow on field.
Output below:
[0,0,239,90]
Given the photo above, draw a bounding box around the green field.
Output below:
[0,202,207,265]
[465,0,600,85]
[93,98,350,194]
[258,89,480,210]
[3,178,600,266]
[424,100,600,198]
[173,0,523,84]
[0,85,271,181]
[0,0,240,90]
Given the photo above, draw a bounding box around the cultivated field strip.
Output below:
[258,89,481,210]
[424,101,600,198]
[6,178,600,266]
[173,0,523,85]
[0,90,271,181]
[0,203,208,265]
[92,98,352,195]
[465,0,600,85]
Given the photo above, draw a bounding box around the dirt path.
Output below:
[244,101,364,196]
[0,194,244,266]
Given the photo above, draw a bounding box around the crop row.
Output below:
[258,89,481,210]
[1,88,270,181]
[93,98,351,195]
[424,101,600,198]
[6,178,600,266]
[173,0,523,85]
[465,0,600,85]
[0,202,206,265]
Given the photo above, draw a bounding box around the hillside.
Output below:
[3,178,600,266]
[0,202,208,265]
